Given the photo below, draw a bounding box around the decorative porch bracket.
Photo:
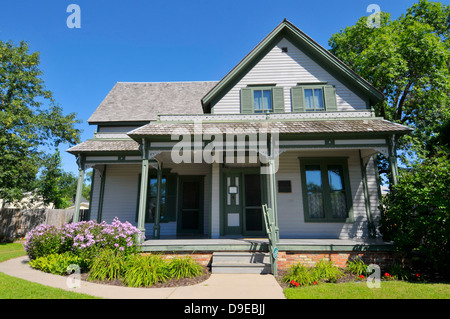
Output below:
[73,154,85,223]
[387,135,399,186]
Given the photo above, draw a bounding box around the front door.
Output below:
[177,176,204,235]
[223,170,266,236]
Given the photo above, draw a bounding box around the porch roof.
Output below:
[128,118,412,137]
[66,139,140,155]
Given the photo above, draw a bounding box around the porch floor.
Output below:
[140,237,392,252]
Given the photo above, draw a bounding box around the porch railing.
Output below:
[262,204,279,276]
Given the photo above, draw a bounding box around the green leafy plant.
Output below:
[346,257,368,276]
[311,259,343,283]
[87,248,126,282]
[282,263,316,287]
[168,256,203,280]
[29,252,86,275]
[379,155,450,275]
[121,254,169,287]
[386,263,411,281]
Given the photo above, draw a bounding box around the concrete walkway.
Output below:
[0,256,285,299]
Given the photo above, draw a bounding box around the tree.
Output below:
[38,151,73,209]
[0,40,81,203]
[328,0,450,177]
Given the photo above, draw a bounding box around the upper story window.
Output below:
[253,89,273,113]
[291,84,337,112]
[240,86,284,114]
[304,88,324,111]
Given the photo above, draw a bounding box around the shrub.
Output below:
[282,263,316,287]
[23,224,70,259]
[168,256,203,279]
[346,257,368,276]
[122,254,169,287]
[379,155,450,275]
[311,259,343,283]
[24,218,143,261]
[87,248,126,282]
[29,252,86,275]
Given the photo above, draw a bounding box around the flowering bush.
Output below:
[24,217,143,261]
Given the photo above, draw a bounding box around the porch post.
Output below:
[359,150,375,238]
[137,140,149,239]
[268,134,279,242]
[153,161,163,239]
[73,154,85,223]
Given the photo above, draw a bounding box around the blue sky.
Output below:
[1,0,446,175]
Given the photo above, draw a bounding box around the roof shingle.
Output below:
[88,81,218,124]
[66,140,140,154]
[128,119,412,137]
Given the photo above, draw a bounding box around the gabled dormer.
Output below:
[201,19,383,115]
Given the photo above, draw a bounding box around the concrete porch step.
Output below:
[211,252,271,274]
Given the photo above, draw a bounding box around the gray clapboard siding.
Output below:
[212,38,367,114]
[275,150,378,239]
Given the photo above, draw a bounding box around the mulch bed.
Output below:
[79,266,211,288]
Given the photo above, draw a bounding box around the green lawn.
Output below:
[0,242,27,263]
[0,242,99,299]
[284,281,450,299]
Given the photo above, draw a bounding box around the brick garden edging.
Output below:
[276,251,394,271]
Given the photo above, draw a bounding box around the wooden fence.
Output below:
[0,208,90,241]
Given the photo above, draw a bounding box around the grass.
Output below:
[0,242,27,263]
[0,242,99,299]
[284,280,450,299]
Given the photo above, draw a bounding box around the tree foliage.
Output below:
[379,154,450,273]
[329,0,450,166]
[0,40,81,203]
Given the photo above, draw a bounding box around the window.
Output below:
[253,89,272,113]
[147,177,166,223]
[300,158,353,222]
[304,88,324,111]
[136,172,177,223]
[240,86,284,114]
[291,84,337,112]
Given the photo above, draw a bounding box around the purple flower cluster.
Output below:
[24,217,144,260]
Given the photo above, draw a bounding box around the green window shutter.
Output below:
[324,85,337,111]
[164,174,178,222]
[272,87,285,113]
[240,88,253,114]
[291,86,305,112]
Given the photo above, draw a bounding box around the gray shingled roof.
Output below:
[66,140,140,155]
[88,81,218,124]
[128,119,413,137]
